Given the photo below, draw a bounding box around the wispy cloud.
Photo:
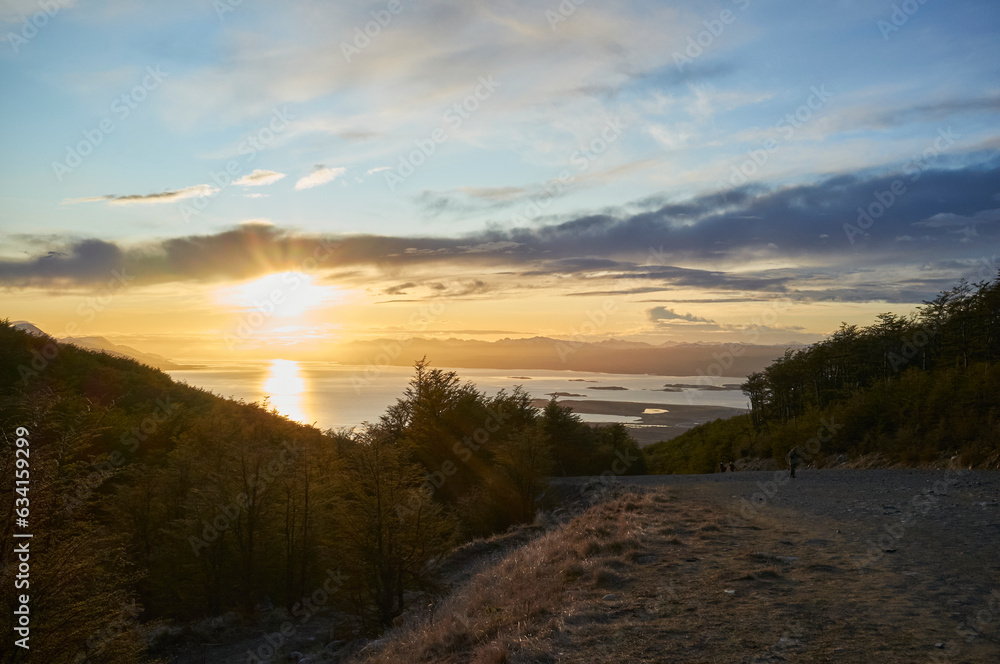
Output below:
[61,196,116,205]
[295,166,346,190]
[234,169,286,187]
[62,184,219,206]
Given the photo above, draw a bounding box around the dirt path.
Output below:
[543,471,1000,663]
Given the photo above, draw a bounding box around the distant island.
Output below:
[656,383,744,391]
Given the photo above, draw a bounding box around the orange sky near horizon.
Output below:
[2,267,915,361]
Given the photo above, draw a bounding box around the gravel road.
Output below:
[549,469,1000,662]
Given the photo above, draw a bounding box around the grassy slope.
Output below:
[347,479,1000,663]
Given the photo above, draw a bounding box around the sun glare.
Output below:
[220,272,333,318]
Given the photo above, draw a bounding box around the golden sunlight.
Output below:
[217,272,333,319]
[262,359,308,423]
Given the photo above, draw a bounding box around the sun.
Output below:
[218,271,335,318]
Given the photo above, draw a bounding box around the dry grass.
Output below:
[350,489,658,663]
[348,480,1000,663]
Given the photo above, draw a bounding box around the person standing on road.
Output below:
[786,446,804,478]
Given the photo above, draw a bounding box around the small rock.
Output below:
[724,589,736,594]
[603,593,619,601]
[935,642,945,648]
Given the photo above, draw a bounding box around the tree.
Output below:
[492,426,553,523]
[336,423,454,631]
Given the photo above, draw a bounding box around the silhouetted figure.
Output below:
[719,461,726,473]
[728,461,736,473]
[786,446,804,478]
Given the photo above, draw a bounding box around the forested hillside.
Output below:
[645,275,1000,474]
[0,322,642,663]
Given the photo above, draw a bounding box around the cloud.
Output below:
[5,157,1000,301]
[416,158,659,218]
[647,307,715,324]
[245,193,269,199]
[913,208,1000,228]
[234,169,286,187]
[61,196,116,205]
[459,186,529,202]
[383,282,416,295]
[0,239,124,287]
[377,279,494,302]
[63,184,219,206]
[459,241,522,254]
[295,166,346,190]
[366,166,392,175]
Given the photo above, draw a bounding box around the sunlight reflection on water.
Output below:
[262,359,309,423]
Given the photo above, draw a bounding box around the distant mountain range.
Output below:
[11,321,183,371]
[333,336,798,378]
[9,322,798,377]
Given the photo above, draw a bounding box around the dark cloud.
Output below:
[0,239,125,286]
[375,279,493,300]
[562,287,676,298]
[3,156,998,304]
[615,267,791,292]
[647,306,714,324]
[382,282,417,295]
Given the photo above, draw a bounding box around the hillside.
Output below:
[644,275,1000,474]
[0,320,644,664]
[347,473,1000,663]
[12,320,185,370]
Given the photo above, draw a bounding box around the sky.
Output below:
[0,0,999,360]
